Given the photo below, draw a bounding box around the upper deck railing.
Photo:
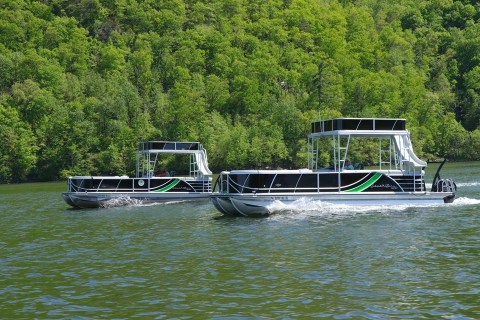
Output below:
[307,118,426,174]
[138,141,203,153]
[136,141,212,177]
[311,118,406,135]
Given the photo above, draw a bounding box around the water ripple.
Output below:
[1,180,480,318]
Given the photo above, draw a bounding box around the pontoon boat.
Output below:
[211,118,456,217]
[62,141,212,208]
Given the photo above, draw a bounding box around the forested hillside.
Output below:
[1,0,480,182]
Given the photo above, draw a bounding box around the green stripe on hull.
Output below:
[154,179,181,192]
[345,172,383,192]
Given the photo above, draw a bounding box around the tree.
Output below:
[2,0,480,183]
[461,66,480,130]
[0,104,37,182]
[248,119,288,168]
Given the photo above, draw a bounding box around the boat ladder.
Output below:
[148,153,159,177]
[333,134,351,171]
[308,136,320,170]
[190,154,199,178]
[379,138,394,170]
[434,179,456,193]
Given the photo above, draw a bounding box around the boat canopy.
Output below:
[138,141,203,153]
[311,118,406,136]
[136,141,212,177]
[308,118,426,170]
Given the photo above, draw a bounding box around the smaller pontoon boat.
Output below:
[62,141,212,208]
[211,118,456,217]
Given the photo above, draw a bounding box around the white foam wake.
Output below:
[450,197,480,206]
[101,196,144,208]
[101,196,186,208]
[266,196,480,219]
[455,182,480,187]
[266,198,416,217]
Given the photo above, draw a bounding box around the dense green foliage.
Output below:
[2,0,480,182]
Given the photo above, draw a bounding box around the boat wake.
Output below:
[100,196,187,208]
[266,196,480,218]
[451,197,480,205]
[101,196,144,208]
[267,198,412,216]
[455,182,480,187]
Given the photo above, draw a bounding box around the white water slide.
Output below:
[393,134,427,168]
[195,152,212,175]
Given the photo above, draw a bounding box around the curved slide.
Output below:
[195,152,212,175]
[393,135,427,167]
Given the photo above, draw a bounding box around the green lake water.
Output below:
[1,162,479,319]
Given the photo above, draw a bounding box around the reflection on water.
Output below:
[1,163,480,319]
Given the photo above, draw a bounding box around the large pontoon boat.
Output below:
[62,141,212,208]
[211,118,456,217]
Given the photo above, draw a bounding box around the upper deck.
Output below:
[307,118,426,169]
[138,141,204,154]
[310,118,407,137]
[136,141,212,177]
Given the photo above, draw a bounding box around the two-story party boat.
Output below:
[211,118,456,217]
[62,141,212,208]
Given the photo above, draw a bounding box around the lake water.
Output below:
[1,162,479,319]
